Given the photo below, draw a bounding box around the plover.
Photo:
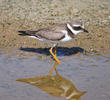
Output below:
[18,20,88,63]
[17,63,86,100]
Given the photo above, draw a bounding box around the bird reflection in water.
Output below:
[17,62,86,100]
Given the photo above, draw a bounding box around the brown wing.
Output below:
[35,30,65,41]
[19,24,66,41]
[35,24,66,41]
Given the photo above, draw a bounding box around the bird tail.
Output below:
[18,30,31,36]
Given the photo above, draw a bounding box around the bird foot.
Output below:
[49,48,61,63]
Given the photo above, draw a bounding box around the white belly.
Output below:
[60,30,72,42]
[29,30,73,43]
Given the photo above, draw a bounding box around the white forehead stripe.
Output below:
[66,92,77,99]
[73,24,80,27]
[67,23,82,35]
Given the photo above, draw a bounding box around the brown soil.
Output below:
[0,0,110,56]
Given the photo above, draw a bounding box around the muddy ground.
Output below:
[0,0,110,56]
[0,1,110,100]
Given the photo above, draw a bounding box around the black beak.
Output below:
[83,29,88,33]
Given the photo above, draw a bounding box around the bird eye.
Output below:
[73,26,82,30]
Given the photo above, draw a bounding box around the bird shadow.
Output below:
[19,46,87,57]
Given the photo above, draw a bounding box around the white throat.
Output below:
[67,24,81,35]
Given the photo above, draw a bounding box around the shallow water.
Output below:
[0,53,110,100]
[0,0,110,99]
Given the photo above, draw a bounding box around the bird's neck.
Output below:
[66,24,75,38]
[67,24,81,36]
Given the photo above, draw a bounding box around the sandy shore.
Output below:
[0,1,110,100]
[0,0,110,56]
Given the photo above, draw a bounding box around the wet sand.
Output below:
[0,0,110,100]
[0,53,110,100]
[0,0,110,55]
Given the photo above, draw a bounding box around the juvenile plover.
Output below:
[18,20,88,63]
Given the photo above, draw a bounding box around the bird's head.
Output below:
[67,91,87,100]
[67,20,88,35]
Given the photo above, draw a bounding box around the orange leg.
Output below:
[54,46,57,57]
[49,62,59,76]
[49,47,60,64]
